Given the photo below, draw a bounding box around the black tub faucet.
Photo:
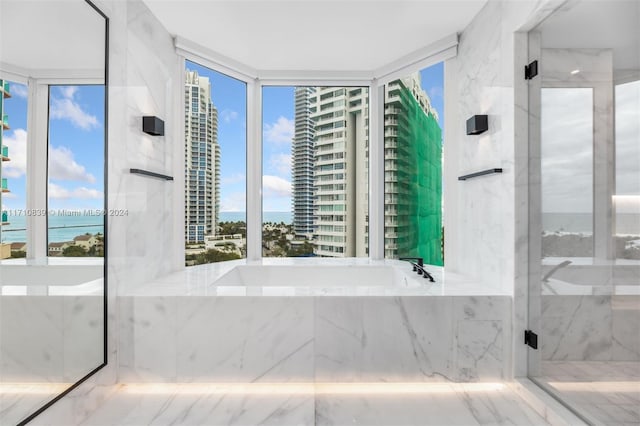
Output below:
[399,257,435,282]
[399,257,423,267]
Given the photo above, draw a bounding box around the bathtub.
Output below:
[119,259,511,383]
[0,259,104,382]
[211,264,435,296]
[539,257,640,362]
[541,257,640,295]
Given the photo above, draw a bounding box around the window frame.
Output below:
[175,34,457,263]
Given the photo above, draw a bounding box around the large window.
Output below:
[0,79,28,259]
[184,61,247,266]
[383,63,444,265]
[614,80,640,259]
[47,85,105,257]
[541,88,593,257]
[262,86,369,258]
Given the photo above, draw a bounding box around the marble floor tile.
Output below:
[79,384,314,426]
[540,360,640,425]
[0,384,69,426]
[315,384,548,426]
[42,382,551,426]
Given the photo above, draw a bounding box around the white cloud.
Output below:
[2,129,27,178]
[220,109,238,123]
[50,87,99,130]
[59,86,78,99]
[428,86,443,99]
[615,80,640,195]
[2,192,17,199]
[264,116,294,144]
[263,175,291,197]
[220,191,246,212]
[9,83,28,99]
[221,173,245,185]
[269,153,291,178]
[48,183,103,200]
[49,146,96,183]
[541,88,594,213]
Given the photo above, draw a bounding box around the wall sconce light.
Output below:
[466,115,488,135]
[143,116,165,136]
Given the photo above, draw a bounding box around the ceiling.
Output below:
[0,0,105,79]
[142,0,488,71]
[539,0,640,73]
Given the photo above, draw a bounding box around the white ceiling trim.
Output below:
[374,33,458,85]
[175,32,459,86]
[258,71,374,87]
[0,61,104,83]
[175,36,258,82]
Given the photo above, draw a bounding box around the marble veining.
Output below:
[23,383,550,426]
[118,291,511,384]
[539,361,640,425]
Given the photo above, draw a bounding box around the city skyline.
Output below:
[1,63,445,217]
[190,61,444,215]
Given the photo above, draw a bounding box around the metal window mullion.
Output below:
[368,82,385,260]
[26,80,49,259]
[246,79,262,261]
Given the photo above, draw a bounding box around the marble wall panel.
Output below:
[315,297,456,382]
[0,296,64,382]
[174,297,315,382]
[117,295,511,383]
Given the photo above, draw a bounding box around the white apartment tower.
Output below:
[185,70,220,243]
[311,87,369,257]
[308,75,436,259]
[383,73,439,259]
[292,87,316,238]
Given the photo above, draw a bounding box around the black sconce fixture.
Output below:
[143,116,165,136]
[466,114,488,135]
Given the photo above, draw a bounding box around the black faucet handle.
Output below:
[399,257,424,267]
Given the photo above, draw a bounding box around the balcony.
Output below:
[1,145,9,161]
[2,114,9,130]
[1,210,8,225]
[2,178,9,193]
[1,81,10,98]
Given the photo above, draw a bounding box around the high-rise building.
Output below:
[184,70,220,243]
[291,87,316,238]
[310,87,369,257]
[384,74,442,264]
[0,79,12,259]
[306,75,441,263]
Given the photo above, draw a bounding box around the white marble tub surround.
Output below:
[0,260,105,424]
[0,262,104,383]
[537,258,640,363]
[0,257,104,290]
[118,259,512,383]
[126,258,507,297]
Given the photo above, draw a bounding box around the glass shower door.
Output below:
[528,2,640,424]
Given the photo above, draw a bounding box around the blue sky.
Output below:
[420,62,445,129]
[1,83,105,214]
[188,61,444,213]
[2,62,444,217]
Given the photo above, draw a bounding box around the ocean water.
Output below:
[543,212,639,235]
[1,214,105,243]
[1,211,293,244]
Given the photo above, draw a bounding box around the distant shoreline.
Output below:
[220,211,292,224]
[0,211,294,243]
